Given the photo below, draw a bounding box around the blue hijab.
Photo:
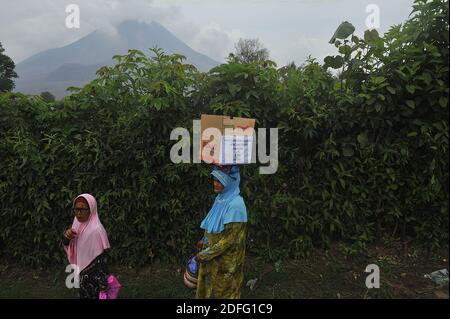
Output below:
[200,166,247,234]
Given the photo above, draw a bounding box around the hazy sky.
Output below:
[1,0,415,66]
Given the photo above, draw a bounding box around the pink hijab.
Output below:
[64,193,110,272]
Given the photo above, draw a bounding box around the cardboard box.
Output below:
[200,114,256,165]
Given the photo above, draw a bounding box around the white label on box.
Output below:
[219,135,254,164]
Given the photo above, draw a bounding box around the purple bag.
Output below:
[183,255,198,289]
[99,274,121,299]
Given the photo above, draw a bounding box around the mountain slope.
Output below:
[15,21,220,98]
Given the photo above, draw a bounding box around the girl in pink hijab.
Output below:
[63,193,110,299]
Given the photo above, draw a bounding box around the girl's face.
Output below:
[74,198,90,223]
[213,178,224,193]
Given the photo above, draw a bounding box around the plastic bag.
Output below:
[99,274,121,299]
[184,255,198,289]
[424,269,449,286]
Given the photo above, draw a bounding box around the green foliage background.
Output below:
[0,0,448,266]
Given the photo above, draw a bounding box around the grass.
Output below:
[0,242,448,299]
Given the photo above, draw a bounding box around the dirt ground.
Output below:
[0,242,448,299]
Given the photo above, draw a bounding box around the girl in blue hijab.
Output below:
[195,165,248,299]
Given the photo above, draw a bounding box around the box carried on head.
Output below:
[199,114,256,165]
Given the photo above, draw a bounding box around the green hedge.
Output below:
[0,0,448,266]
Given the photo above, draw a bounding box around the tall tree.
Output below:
[228,38,270,64]
[0,42,18,92]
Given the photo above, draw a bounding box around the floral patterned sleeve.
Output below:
[197,223,245,262]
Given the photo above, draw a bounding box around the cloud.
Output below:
[0,0,243,64]
[0,0,416,66]
[0,0,183,63]
[186,23,245,62]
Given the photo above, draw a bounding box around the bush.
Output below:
[0,0,448,267]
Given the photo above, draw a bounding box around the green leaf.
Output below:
[324,55,344,69]
[357,132,369,147]
[406,85,416,94]
[351,35,360,43]
[421,73,432,85]
[395,70,409,81]
[406,100,415,109]
[227,83,241,97]
[439,97,448,107]
[338,45,352,56]
[387,86,396,94]
[154,99,162,110]
[364,29,381,45]
[329,21,355,43]
[342,145,354,157]
[371,76,386,84]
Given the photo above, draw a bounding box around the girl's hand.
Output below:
[64,228,77,240]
